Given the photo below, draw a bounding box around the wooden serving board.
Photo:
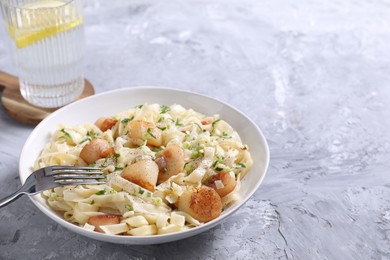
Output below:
[0,71,94,125]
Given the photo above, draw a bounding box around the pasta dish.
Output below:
[34,104,253,236]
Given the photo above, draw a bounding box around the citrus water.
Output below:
[1,0,85,108]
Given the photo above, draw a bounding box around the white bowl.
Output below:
[19,87,269,244]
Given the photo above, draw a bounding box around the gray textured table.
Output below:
[1,0,390,259]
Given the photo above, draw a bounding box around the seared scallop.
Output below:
[155,144,185,184]
[87,214,120,233]
[121,159,159,192]
[128,120,162,147]
[177,185,222,223]
[205,171,237,197]
[95,117,118,132]
[79,138,115,164]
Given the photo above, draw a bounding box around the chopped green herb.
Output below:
[194,123,203,132]
[79,137,91,145]
[103,157,109,164]
[114,166,124,171]
[138,188,145,195]
[191,151,200,159]
[146,192,152,198]
[184,164,194,173]
[175,119,183,126]
[215,167,224,171]
[153,147,164,153]
[160,105,170,114]
[154,197,163,206]
[212,156,225,170]
[95,189,106,195]
[212,119,221,128]
[113,153,120,160]
[158,126,167,131]
[236,163,246,169]
[136,104,143,109]
[146,128,157,139]
[125,204,133,211]
[60,128,71,138]
[158,117,164,123]
[86,130,99,139]
[163,167,168,173]
[121,116,134,124]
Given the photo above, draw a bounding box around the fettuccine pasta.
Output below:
[35,104,253,236]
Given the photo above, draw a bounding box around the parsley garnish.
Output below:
[125,204,133,211]
[212,156,225,171]
[191,151,200,159]
[160,105,170,114]
[146,128,157,139]
[184,163,194,174]
[236,163,246,169]
[153,147,164,153]
[194,123,203,132]
[212,119,221,128]
[60,128,71,138]
[86,130,98,139]
[95,189,106,195]
[79,137,91,145]
[136,104,143,109]
[138,188,145,195]
[175,119,183,126]
[121,116,134,124]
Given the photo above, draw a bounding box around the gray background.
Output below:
[1,0,390,259]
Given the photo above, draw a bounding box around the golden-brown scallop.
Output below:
[155,144,185,184]
[95,117,118,132]
[79,138,115,164]
[128,120,162,147]
[205,171,237,197]
[121,159,159,192]
[87,215,120,233]
[177,186,222,223]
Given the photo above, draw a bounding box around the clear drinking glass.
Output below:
[0,0,85,108]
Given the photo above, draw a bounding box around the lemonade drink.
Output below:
[0,0,85,108]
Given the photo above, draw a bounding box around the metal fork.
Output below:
[0,166,106,208]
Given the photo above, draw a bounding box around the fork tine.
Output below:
[52,170,104,175]
[46,166,107,186]
[50,166,101,170]
[54,175,106,181]
[55,180,107,186]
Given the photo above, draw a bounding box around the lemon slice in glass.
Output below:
[8,0,83,49]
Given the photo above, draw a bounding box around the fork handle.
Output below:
[0,191,25,208]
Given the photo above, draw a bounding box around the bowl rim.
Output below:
[19,86,270,244]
